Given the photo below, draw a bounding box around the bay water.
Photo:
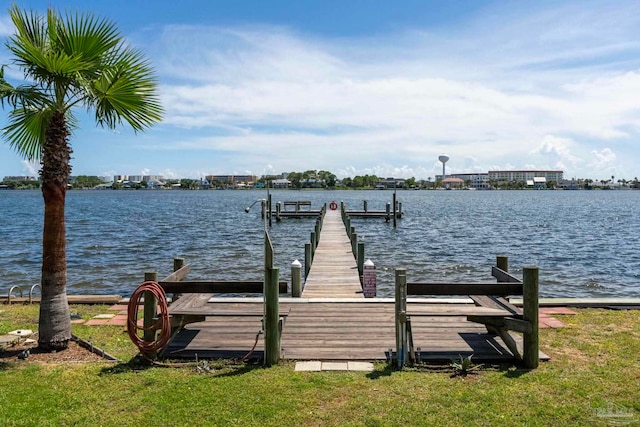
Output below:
[1,189,638,298]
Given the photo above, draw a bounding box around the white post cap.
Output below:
[291,259,302,268]
[364,259,375,266]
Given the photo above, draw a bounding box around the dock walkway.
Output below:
[163,204,548,364]
[301,208,363,298]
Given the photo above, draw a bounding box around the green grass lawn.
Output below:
[1,305,638,426]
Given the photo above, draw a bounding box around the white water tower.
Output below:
[438,154,449,187]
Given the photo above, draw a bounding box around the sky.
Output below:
[1,0,640,181]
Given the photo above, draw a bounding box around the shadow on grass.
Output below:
[366,363,396,379]
[499,363,532,378]
[99,355,264,377]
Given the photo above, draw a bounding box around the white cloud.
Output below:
[590,148,616,171]
[21,160,38,176]
[531,135,581,170]
[147,12,640,180]
[3,1,640,180]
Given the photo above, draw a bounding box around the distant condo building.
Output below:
[114,174,165,183]
[487,170,563,183]
[3,175,37,181]
[438,170,563,189]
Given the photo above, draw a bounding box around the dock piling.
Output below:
[393,192,397,228]
[172,258,185,302]
[357,241,365,279]
[291,260,302,297]
[143,271,158,345]
[350,228,356,256]
[304,243,311,278]
[497,255,508,273]
[395,268,408,368]
[264,266,280,366]
[523,266,540,369]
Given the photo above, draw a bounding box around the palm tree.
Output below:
[0,6,162,351]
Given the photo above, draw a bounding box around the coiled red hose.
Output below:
[127,281,171,359]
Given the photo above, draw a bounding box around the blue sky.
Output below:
[1,0,640,180]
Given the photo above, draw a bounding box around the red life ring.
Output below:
[329,201,338,210]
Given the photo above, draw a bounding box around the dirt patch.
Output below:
[0,334,110,363]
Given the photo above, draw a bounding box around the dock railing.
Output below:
[395,255,539,369]
[140,245,285,364]
[304,203,327,280]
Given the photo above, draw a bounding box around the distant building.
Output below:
[447,173,489,189]
[113,174,165,184]
[376,178,405,189]
[206,175,258,188]
[526,177,547,189]
[272,178,291,188]
[3,176,37,182]
[442,177,465,188]
[488,170,563,183]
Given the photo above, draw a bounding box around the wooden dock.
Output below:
[159,206,546,366]
[302,209,363,298]
[165,298,537,362]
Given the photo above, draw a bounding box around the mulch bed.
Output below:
[0,333,109,363]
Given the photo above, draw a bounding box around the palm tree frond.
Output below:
[2,107,52,160]
[58,9,121,63]
[91,45,163,131]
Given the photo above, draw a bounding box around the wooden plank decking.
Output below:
[165,298,543,362]
[302,208,363,298]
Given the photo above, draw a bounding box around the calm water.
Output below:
[1,189,639,298]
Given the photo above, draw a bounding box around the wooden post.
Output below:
[398,202,402,218]
[386,202,391,222]
[523,266,539,369]
[143,271,158,346]
[261,199,266,220]
[172,258,185,302]
[357,242,365,279]
[276,202,281,222]
[310,231,316,261]
[395,268,407,368]
[264,266,280,366]
[351,232,357,257]
[268,193,272,227]
[305,242,311,277]
[291,260,302,297]
[497,255,509,273]
[392,192,397,228]
[363,200,368,212]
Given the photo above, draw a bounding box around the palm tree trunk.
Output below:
[38,111,72,351]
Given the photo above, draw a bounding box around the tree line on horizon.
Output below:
[3,172,640,190]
